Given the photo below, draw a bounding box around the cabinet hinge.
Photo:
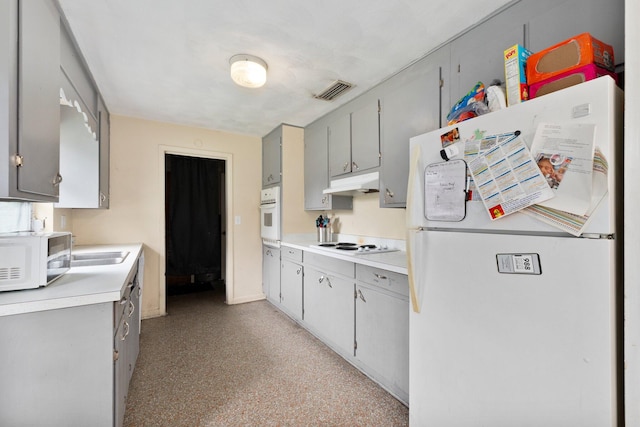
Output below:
[14,154,23,167]
[378,99,381,114]
[354,340,358,350]
[439,78,444,88]
[457,64,461,73]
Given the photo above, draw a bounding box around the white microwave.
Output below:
[0,232,72,292]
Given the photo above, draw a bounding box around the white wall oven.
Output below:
[260,186,281,247]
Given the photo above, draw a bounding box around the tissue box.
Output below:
[503,44,532,106]
[526,33,615,85]
[529,64,617,99]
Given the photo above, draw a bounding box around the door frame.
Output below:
[158,145,234,314]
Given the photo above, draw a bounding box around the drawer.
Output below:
[356,264,409,297]
[304,251,355,278]
[281,246,303,262]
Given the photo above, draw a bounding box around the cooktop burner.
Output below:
[311,242,399,255]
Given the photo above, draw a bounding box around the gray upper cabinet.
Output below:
[304,120,352,211]
[526,0,624,66]
[448,9,525,116]
[262,126,281,187]
[97,96,110,208]
[379,46,448,208]
[0,0,61,202]
[328,99,380,178]
[327,112,351,178]
[56,18,109,209]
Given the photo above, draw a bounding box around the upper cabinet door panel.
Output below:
[351,100,380,173]
[379,48,446,208]
[526,0,624,66]
[60,22,97,117]
[17,0,60,199]
[449,11,524,110]
[262,127,282,187]
[328,113,351,178]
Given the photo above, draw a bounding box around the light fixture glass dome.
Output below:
[229,54,268,88]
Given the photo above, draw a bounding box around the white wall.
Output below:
[72,115,263,318]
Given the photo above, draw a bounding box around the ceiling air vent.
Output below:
[314,80,354,101]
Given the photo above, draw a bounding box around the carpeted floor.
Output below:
[124,284,409,426]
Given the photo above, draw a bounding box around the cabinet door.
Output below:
[350,100,380,173]
[280,259,303,321]
[262,127,281,186]
[98,96,110,208]
[303,266,355,357]
[355,283,409,402]
[304,121,352,211]
[114,314,129,427]
[56,72,100,208]
[449,10,524,116]
[328,113,351,178]
[527,0,624,66]
[379,48,446,208]
[263,246,281,303]
[16,0,60,199]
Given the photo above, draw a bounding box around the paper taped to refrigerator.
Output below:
[467,132,555,220]
[424,159,467,221]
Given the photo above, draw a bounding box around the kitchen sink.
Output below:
[70,251,129,267]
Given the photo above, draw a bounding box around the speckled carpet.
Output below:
[124,284,409,427]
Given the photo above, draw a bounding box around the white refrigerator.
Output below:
[406,76,623,426]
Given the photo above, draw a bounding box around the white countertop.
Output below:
[281,237,408,275]
[0,243,143,317]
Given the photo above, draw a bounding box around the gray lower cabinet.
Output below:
[303,255,356,359]
[0,0,61,201]
[355,265,409,404]
[263,245,281,303]
[0,254,142,427]
[280,246,303,321]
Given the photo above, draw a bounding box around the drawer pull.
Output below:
[374,273,388,280]
[357,289,367,302]
[319,275,332,288]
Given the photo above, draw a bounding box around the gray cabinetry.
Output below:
[0,252,143,427]
[526,0,624,66]
[97,95,110,208]
[355,264,409,404]
[448,9,524,114]
[263,245,281,303]
[262,126,281,187]
[303,253,355,358]
[329,99,380,178]
[379,47,447,208]
[0,0,61,201]
[280,247,303,321]
[304,121,352,211]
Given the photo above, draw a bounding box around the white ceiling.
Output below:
[57,0,513,137]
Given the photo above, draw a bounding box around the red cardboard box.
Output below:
[529,64,617,99]
[526,33,615,85]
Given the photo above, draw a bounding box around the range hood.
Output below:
[322,171,379,196]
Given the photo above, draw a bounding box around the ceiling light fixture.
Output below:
[229,54,268,88]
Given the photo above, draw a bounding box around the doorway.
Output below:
[164,154,226,300]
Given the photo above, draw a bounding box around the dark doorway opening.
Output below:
[165,154,226,298]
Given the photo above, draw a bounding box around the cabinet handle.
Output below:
[374,273,388,280]
[319,275,332,288]
[52,173,63,186]
[357,289,367,302]
[385,188,394,198]
[120,297,127,305]
[352,161,359,170]
[322,196,328,205]
[128,300,135,317]
[121,321,130,341]
[343,162,350,172]
[296,268,302,275]
[99,192,107,204]
[113,349,119,362]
